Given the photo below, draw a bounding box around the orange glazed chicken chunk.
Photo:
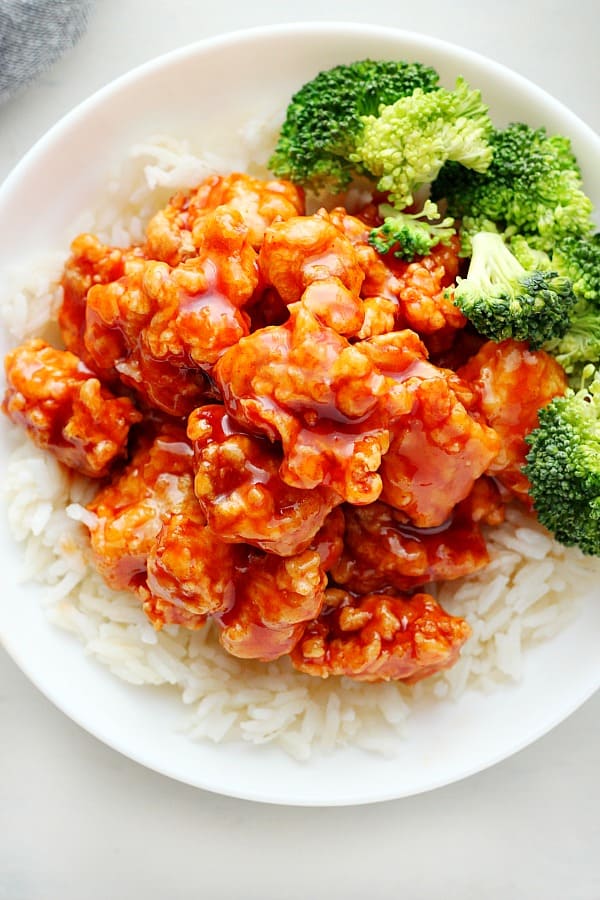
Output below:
[331,477,505,593]
[84,206,257,416]
[146,172,304,264]
[187,404,342,557]
[258,211,369,337]
[291,591,471,682]
[218,548,328,662]
[215,302,408,505]
[2,338,141,478]
[86,424,237,629]
[358,332,501,526]
[59,233,146,374]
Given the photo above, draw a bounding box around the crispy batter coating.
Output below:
[215,302,405,504]
[394,237,465,336]
[59,233,146,373]
[146,172,304,264]
[187,404,342,556]
[86,423,197,592]
[360,334,501,526]
[259,211,364,303]
[305,207,398,339]
[84,206,257,416]
[458,339,568,503]
[2,339,141,477]
[86,423,237,629]
[327,206,402,339]
[291,591,471,682]
[146,512,240,620]
[218,548,327,661]
[380,377,500,527]
[259,211,369,336]
[141,591,207,630]
[331,478,504,593]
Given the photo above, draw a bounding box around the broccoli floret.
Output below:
[543,302,600,382]
[269,59,440,193]
[509,235,553,272]
[351,77,492,208]
[513,233,600,303]
[552,233,600,301]
[453,231,576,347]
[433,123,594,252]
[368,200,455,261]
[524,369,600,555]
[509,233,600,381]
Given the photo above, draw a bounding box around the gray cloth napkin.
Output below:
[0,0,94,104]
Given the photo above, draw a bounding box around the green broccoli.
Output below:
[524,369,600,555]
[433,123,594,252]
[351,77,493,208]
[552,233,600,301]
[543,304,600,381]
[368,200,456,261]
[508,235,553,272]
[543,234,600,381]
[269,59,440,193]
[512,232,600,303]
[453,231,576,347]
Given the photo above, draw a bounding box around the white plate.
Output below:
[1,22,599,806]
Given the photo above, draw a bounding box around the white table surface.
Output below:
[1,1,599,898]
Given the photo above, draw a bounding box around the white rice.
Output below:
[2,134,599,760]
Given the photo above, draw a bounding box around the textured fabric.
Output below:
[0,0,94,104]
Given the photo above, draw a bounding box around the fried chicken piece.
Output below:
[258,211,366,336]
[86,423,197,592]
[146,172,304,264]
[328,209,465,339]
[300,277,365,337]
[87,415,334,645]
[187,404,342,556]
[141,592,208,630]
[2,339,141,477]
[291,590,471,682]
[394,237,465,336]
[331,478,504,593]
[146,511,240,620]
[145,190,195,268]
[259,211,364,302]
[84,267,216,417]
[59,233,146,373]
[86,423,242,630]
[458,339,568,504]
[328,207,402,338]
[85,206,257,416]
[358,333,500,526]
[381,374,500,527]
[218,549,327,661]
[215,303,413,504]
[328,206,402,298]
